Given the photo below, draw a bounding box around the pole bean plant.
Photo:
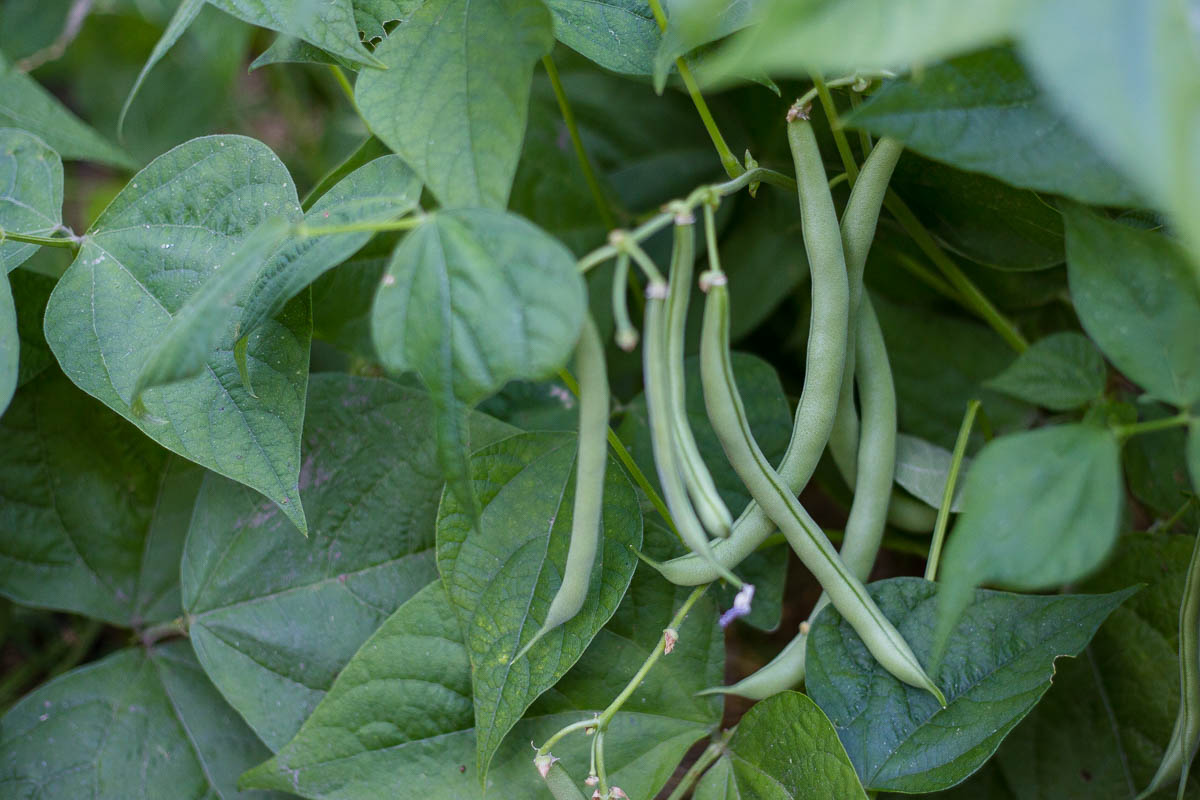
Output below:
[2,0,1199,798]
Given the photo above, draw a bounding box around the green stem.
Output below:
[813,74,859,186]
[556,368,678,538]
[884,191,1029,353]
[542,55,617,229]
[893,251,966,305]
[297,216,425,237]
[795,71,896,112]
[848,91,875,155]
[139,617,188,647]
[595,584,708,729]
[328,65,357,109]
[645,0,743,178]
[1160,496,1198,532]
[665,730,732,800]
[1,229,79,250]
[924,399,981,582]
[1113,412,1193,440]
[538,718,599,756]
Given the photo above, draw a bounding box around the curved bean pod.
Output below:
[542,761,588,800]
[652,112,850,584]
[1139,528,1200,799]
[666,219,733,537]
[514,314,608,663]
[700,276,943,703]
[645,278,744,588]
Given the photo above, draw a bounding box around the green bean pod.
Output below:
[651,112,851,584]
[1139,529,1200,799]
[541,761,588,800]
[513,314,608,663]
[666,218,733,537]
[700,275,943,704]
[707,297,896,699]
[644,277,743,588]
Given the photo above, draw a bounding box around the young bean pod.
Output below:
[708,297,896,699]
[1139,529,1200,799]
[611,252,638,351]
[651,109,852,584]
[514,314,608,663]
[645,276,744,588]
[540,759,588,800]
[666,216,733,537]
[700,273,944,704]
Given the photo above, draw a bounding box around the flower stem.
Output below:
[925,399,982,582]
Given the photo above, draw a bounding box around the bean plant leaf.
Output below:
[43,135,312,534]
[0,270,13,414]
[0,641,288,799]
[372,207,585,516]
[119,0,206,137]
[545,0,659,75]
[1065,207,1200,407]
[181,373,515,750]
[0,371,203,627]
[893,434,968,513]
[0,51,134,169]
[806,577,1135,793]
[934,424,1123,661]
[436,430,642,781]
[653,0,762,91]
[984,331,1108,411]
[1018,0,1200,263]
[714,0,1027,77]
[206,0,378,68]
[355,0,554,209]
[8,269,56,389]
[959,532,1200,799]
[619,352,794,631]
[848,48,1139,207]
[696,691,869,800]
[244,530,723,799]
[239,154,422,339]
[1,128,63,272]
[1123,402,1200,531]
[1190,423,1199,496]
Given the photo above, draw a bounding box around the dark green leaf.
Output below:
[355,0,554,208]
[849,48,1139,207]
[893,434,968,513]
[618,352,794,630]
[206,0,377,67]
[0,51,134,168]
[721,190,810,339]
[119,0,205,136]
[0,270,13,415]
[806,577,1134,793]
[310,252,387,360]
[43,135,312,533]
[545,0,659,75]
[1124,402,1199,530]
[1190,423,1199,496]
[935,424,1123,655]
[436,430,643,779]
[0,641,287,798]
[244,534,723,799]
[240,154,422,339]
[1066,207,1200,407]
[9,268,56,389]
[872,295,1034,450]
[0,127,63,272]
[0,371,202,627]
[984,332,1107,411]
[653,0,762,91]
[715,0,1027,76]
[1018,0,1200,262]
[181,373,515,750]
[700,691,869,799]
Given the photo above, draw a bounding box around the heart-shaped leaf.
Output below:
[1065,206,1200,407]
[544,0,659,75]
[206,0,377,67]
[182,373,515,750]
[848,48,1139,207]
[694,691,868,800]
[934,424,1122,656]
[984,331,1107,411]
[436,430,642,781]
[43,135,312,533]
[0,371,203,627]
[1,128,63,272]
[806,577,1135,793]
[355,0,554,208]
[0,641,288,799]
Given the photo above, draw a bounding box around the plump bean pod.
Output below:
[1139,529,1200,799]
[666,218,733,537]
[650,111,850,584]
[513,314,609,663]
[700,275,944,704]
[707,297,896,699]
[644,279,744,588]
[540,760,588,800]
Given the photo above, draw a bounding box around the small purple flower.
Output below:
[718,584,755,629]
